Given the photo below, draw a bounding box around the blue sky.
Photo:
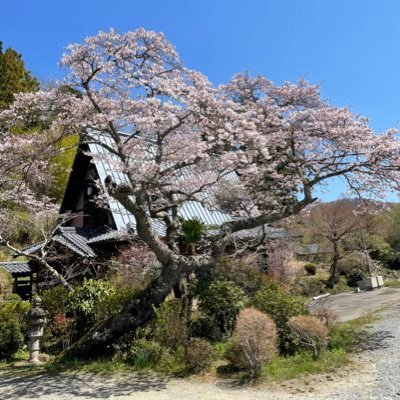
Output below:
[2,0,400,200]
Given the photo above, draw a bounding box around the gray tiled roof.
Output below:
[0,261,33,274]
[87,131,286,239]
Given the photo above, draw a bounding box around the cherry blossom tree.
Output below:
[1,28,400,358]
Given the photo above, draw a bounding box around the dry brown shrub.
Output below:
[310,300,338,329]
[288,315,329,359]
[234,307,278,378]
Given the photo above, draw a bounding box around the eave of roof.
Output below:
[0,261,34,274]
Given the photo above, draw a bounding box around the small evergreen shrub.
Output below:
[251,287,309,354]
[184,338,213,373]
[288,315,328,359]
[153,299,188,350]
[346,268,365,287]
[0,299,29,360]
[0,320,24,360]
[67,278,116,335]
[189,315,223,342]
[191,277,245,338]
[304,263,317,275]
[227,308,278,378]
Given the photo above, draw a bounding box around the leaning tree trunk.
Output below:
[327,240,340,288]
[61,261,184,360]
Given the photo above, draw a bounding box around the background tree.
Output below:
[0,41,39,110]
[306,200,360,287]
[1,28,400,358]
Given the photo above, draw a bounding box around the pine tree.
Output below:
[0,41,39,109]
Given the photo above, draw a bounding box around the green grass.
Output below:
[263,349,348,381]
[383,281,400,287]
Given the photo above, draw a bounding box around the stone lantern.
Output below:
[27,295,47,364]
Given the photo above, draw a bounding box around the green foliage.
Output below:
[0,298,30,360]
[0,268,12,299]
[297,276,325,296]
[190,315,224,342]
[179,218,208,253]
[338,252,369,275]
[153,299,188,350]
[0,320,24,360]
[262,349,347,380]
[126,339,163,369]
[184,338,213,373]
[48,135,79,202]
[191,277,245,339]
[304,263,317,275]
[217,258,278,296]
[329,316,373,352]
[0,41,39,110]
[40,285,71,316]
[251,287,309,354]
[346,268,365,287]
[67,279,116,335]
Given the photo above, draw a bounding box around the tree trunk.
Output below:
[61,262,183,360]
[327,240,340,288]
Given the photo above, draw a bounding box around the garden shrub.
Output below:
[227,307,278,378]
[297,276,325,296]
[127,338,163,369]
[67,278,116,335]
[217,259,278,296]
[288,315,329,359]
[0,298,30,360]
[189,315,223,342]
[251,287,309,354]
[153,299,188,350]
[191,277,245,339]
[184,338,213,373]
[40,285,70,316]
[304,263,317,275]
[338,252,369,275]
[346,268,365,287]
[0,320,24,360]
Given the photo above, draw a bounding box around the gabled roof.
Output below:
[21,226,129,258]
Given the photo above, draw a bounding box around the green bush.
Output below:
[0,299,30,360]
[304,263,317,275]
[184,338,213,373]
[40,285,70,316]
[189,315,223,342]
[191,277,245,339]
[217,259,278,296]
[0,320,24,360]
[67,279,116,335]
[127,339,163,369]
[346,268,365,287]
[297,276,325,296]
[251,287,309,354]
[153,299,188,351]
[0,298,31,334]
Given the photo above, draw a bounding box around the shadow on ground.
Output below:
[0,367,169,400]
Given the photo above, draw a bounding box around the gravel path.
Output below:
[1,304,400,399]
